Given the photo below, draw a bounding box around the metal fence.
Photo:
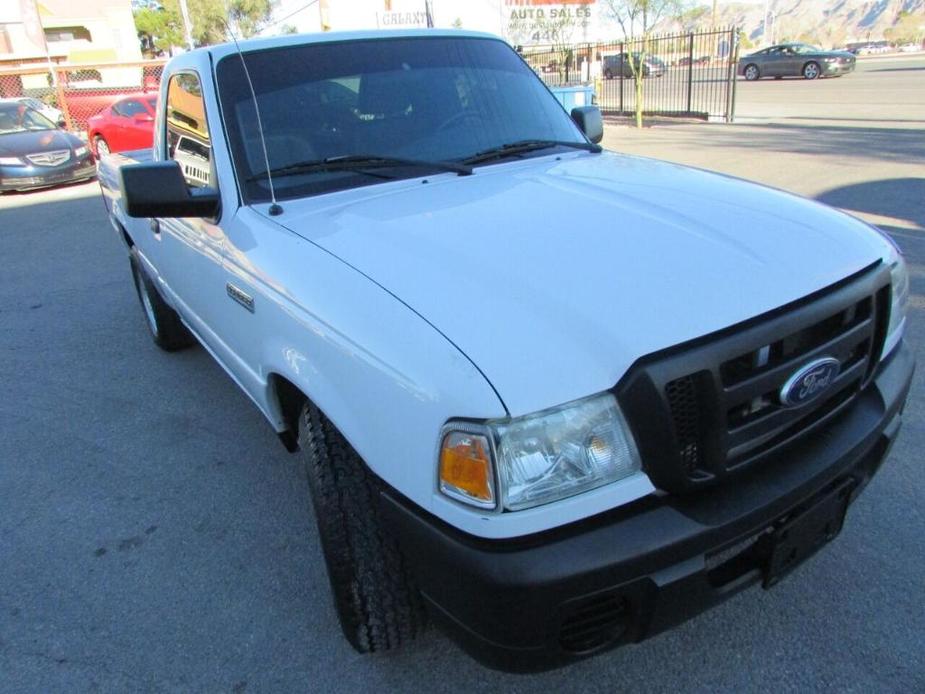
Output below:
[522,27,740,122]
[0,61,166,133]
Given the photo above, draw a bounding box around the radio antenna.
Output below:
[223,19,282,216]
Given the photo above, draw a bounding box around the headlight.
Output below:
[824,57,838,62]
[0,156,23,165]
[74,146,88,157]
[882,255,910,360]
[439,392,642,511]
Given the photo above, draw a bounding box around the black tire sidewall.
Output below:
[130,249,160,340]
[298,403,423,653]
[128,247,194,351]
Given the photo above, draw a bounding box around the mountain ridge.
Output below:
[658,1,925,48]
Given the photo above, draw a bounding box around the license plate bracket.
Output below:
[762,478,854,588]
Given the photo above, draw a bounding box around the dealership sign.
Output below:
[376,11,428,28]
[506,0,596,45]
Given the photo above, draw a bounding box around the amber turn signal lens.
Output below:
[439,431,494,506]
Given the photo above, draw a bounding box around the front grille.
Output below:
[26,149,71,167]
[664,373,707,475]
[619,263,891,492]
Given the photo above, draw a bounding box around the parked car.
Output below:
[87,94,157,157]
[739,43,856,80]
[99,30,913,672]
[603,52,666,78]
[677,55,711,67]
[0,96,64,126]
[0,100,94,192]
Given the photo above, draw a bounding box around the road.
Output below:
[595,54,925,124]
[1,62,923,693]
[734,55,925,125]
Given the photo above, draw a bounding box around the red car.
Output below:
[87,94,157,157]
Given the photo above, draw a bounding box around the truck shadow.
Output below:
[815,178,925,230]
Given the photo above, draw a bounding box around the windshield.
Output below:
[0,103,56,135]
[791,44,821,54]
[216,36,587,202]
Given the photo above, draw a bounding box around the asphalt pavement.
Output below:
[733,55,925,125]
[1,59,923,693]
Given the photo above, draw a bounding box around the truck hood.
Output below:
[276,151,889,416]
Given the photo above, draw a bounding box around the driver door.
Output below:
[777,46,801,76]
[150,71,228,341]
[763,47,787,76]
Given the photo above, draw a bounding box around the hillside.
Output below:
[659,0,925,48]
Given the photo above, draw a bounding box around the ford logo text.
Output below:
[779,357,841,408]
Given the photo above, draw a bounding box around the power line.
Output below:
[261,0,321,32]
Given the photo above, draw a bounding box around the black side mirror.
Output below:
[571,106,603,144]
[57,117,67,129]
[121,160,220,218]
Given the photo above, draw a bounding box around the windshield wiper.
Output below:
[461,140,602,166]
[247,154,472,182]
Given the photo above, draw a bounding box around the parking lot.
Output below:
[1,58,923,692]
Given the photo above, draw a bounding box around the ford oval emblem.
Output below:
[779,357,841,408]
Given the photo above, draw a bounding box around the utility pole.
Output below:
[763,0,770,46]
[178,0,194,50]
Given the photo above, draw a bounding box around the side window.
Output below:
[165,72,213,188]
[114,99,146,118]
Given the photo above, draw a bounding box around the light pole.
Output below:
[178,0,194,50]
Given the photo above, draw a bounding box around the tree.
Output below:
[134,2,185,54]
[600,0,689,128]
[677,5,708,32]
[227,0,275,38]
[885,11,924,45]
[737,30,753,50]
[134,0,276,54]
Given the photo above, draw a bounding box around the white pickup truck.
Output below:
[98,29,914,671]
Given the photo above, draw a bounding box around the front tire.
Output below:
[129,247,195,351]
[299,403,425,652]
[744,64,760,81]
[803,61,820,80]
[94,136,110,157]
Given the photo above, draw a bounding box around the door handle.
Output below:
[150,219,160,234]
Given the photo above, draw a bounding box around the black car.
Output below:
[738,43,856,81]
[0,101,95,193]
[603,52,666,79]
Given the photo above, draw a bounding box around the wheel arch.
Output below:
[267,372,306,453]
[112,217,134,249]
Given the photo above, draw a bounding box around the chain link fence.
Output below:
[0,61,166,134]
[522,27,740,122]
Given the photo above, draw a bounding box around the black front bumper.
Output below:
[381,342,915,672]
[0,156,95,192]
